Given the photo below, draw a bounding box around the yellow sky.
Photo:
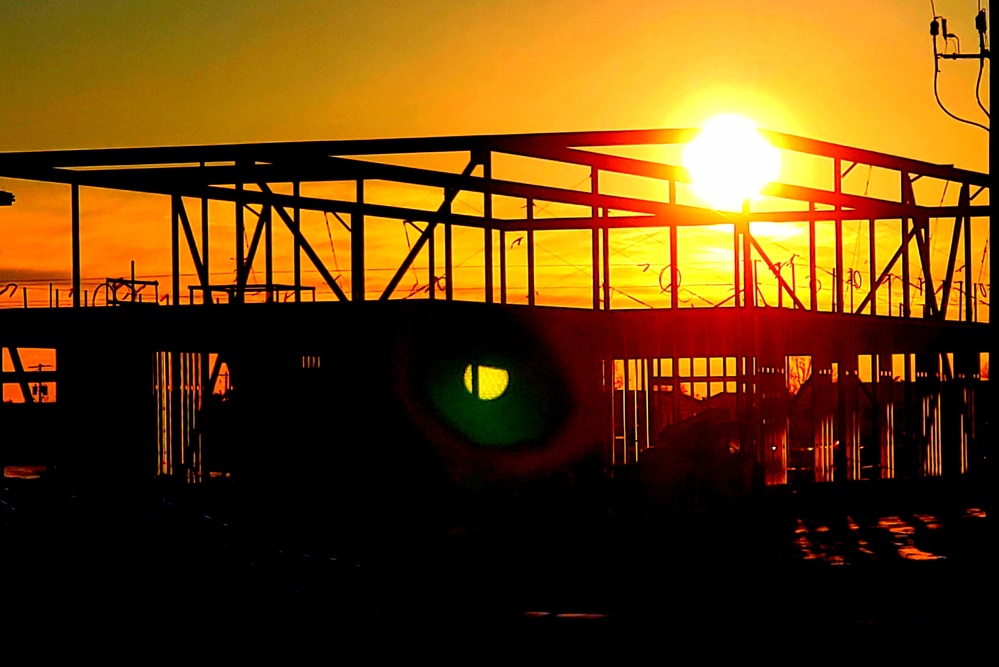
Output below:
[0,0,989,311]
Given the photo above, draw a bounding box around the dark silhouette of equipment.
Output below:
[0,189,14,206]
[930,2,990,131]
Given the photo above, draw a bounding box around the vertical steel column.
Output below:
[445,200,454,301]
[632,359,641,461]
[235,178,245,304]
[839,354,860,480]
[71,183,81,308]
[643,358,652,454]
[293,182,302,303]
[671,357,680,423]
[917,354,942,476]
[192,353,203,483]
[156,351,169,475]
[591,166,600,310]
[868,219,877,315]
[669,181,679,310]
[622,359,630,463]
[834,159,844,314]
[953,351,977,475]
[199,351,210,476]
[352,180,365,302]
[264,205,273,302]
[876,353,895,479]
[809,203,818,311]
[498,171,507,305]
[601,224,610,311]
[591,228,600,310]
[733,224,741,308]
[901,174,911,317]
[900,353,915,477]
[608,360,617,467]
[499,227,506,304]
[962,185,973,321]
[428,215,436,302]
[201,162,211,304]
[171,196,180,305]
[181,353,190,481]
[812,355,835,482]
[527,199,535,307]
[759,350,788,486]
[742,201,753,309]
[483,153,493,304]
[170,350,182,479]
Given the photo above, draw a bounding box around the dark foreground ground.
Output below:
[0,470,990,656]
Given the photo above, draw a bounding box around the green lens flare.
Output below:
[407,307,571,448]
[462,364,510,400]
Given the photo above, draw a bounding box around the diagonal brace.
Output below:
[854,224,921,314]
[380,158,479,300]
[174,196,208,289]
[748,235,808,311]
[258,183,348,301]
[239,205,268,288]
[937,183,970,320]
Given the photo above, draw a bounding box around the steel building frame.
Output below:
[0,129,990,487]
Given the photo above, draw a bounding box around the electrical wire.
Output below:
[933,37,990,132]
[321,212,341,271]
[975,58,990,119]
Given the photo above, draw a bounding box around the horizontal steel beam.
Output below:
[0,128,988,188]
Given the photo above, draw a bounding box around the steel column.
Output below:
[526,199,535,306]
[834,158,844,314]
[171,197,180,305]
[591,166,599,310]
[71,183,81,308]
[352,180,364,302]
[445,200,454,301]
[869,219,877,315]
[235,178,245,304]
[602,225,611,311]
[265,205,273,302]
[202,174,211,304]
[669,180,679,310]
[877,352,896,478]
[294,181,302,303]
[483,152,493,304]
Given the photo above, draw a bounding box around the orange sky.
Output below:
[0,0,990,311]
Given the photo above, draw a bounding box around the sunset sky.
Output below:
[0,0,990,309]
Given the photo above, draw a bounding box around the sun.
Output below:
[682,114,781,212]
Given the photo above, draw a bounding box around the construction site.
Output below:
[0,128,990,643]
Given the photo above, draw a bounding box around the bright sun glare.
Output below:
[682,114,781,212]
[463,364,510,401]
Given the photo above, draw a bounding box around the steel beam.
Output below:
[3,127,985,186]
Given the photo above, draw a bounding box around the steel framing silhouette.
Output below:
[0,129,991,486]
